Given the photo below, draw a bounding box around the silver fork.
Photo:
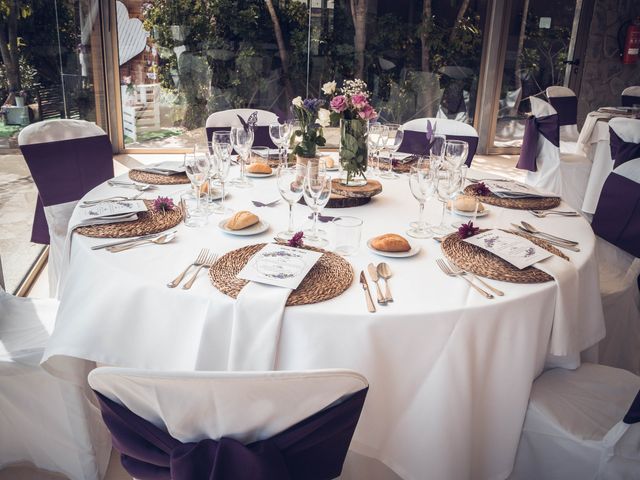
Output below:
[167,249,208,288]
[182,253,218,290]
[529,210,579,218]
[444,259,504,297]
[81,192,143,206]
[436,258,494,299]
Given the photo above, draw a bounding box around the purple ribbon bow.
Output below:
[206,125,277,154]
[398,121,478,166]
[624,390,640,424]
[94,387,367,480]
[516,114,560,172]
[548,96,578,126]
[609,127,640,169]
[621,94,640,108]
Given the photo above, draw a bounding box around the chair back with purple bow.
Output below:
[516,96,560,176]
[18,119,114,295]
[88,367,368,480]
[546,86,580,142]
[608,118,640,169]
[592,157,640,258]
[621,86,640,108]
[205,109,279,153]
[398,117,478,166]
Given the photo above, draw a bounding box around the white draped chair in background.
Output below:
[205,108,279,150]
[0,284,111,480]
[520,96,591,211]
[88,367,368,479]
[621,86,640,107]
[546,85,580,145]
[510,363,640,480]
[18,120,114,297]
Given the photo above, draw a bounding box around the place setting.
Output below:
[128,160,191,185]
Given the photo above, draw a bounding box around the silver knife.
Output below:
[91,232,163,250]
[359,271,376,313]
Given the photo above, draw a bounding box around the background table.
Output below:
[43,165,605,480]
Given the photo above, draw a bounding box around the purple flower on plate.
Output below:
[287,231,305,248]
[152,196,175,213]
[470,182,491,196]
[458,221,480,239]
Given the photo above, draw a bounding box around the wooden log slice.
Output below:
[299,192,371,208]
[330,179,382,199]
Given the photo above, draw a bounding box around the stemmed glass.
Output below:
[429,133,447,165]
[444,140,469,170]
[230,126,254,188]
[184,151,211,221]
[269,122,291,167]
[407,165,436,238]
[211,140,232,214]
[431,166,463,235]
[303,170,332,247]
[276,165,305,241]
[368,123,388,176]
[379,124,403,179]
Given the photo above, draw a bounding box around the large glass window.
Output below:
[116,0,488,150]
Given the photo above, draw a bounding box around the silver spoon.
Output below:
[520,221,579,245]
[108,180,156,191]
[376,263,394,302]
[107,232,177,253]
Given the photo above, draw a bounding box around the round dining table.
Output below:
[42,158,605,480]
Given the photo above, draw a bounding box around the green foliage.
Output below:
[339,118,368,182]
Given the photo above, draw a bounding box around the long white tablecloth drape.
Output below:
[42,163,605,480]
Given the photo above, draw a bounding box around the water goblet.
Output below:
[230,126,254,188]
[367,123,386,176]
[407,165,436,239]
[444,139,469,170]
[431,166,463,235]
[275,165,305,241]
[211,141,232,214]
[303,172,332,247]
[184,151,211,219]
[379,124,403,179]
[269,123,288,166]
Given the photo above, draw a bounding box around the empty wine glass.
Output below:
[368,123,388,176]
[184,151,211,224]
[303,171,332,247]
[269,122,290,167]
[230,126,254,188]
[431,166,463,235]
[276,165,305,241]
[380,124,403,179]
[429,133,447,167]
[444,140,469,169]
[407,165,436,239]
[211,141,232,214]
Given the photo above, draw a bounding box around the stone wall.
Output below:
[577,0,640,124]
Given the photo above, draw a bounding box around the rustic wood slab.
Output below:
[299,192,371,208]
[331,179,382,199]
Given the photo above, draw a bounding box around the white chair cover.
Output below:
[524,97,591,211]
[546,85,580,144]
[18,120,109,297]
[0,289,111,480]
[205,108,279,129]
[621,86,640,106]
[510,363,640,480]
[609,117,640,145]
[88,367,367,444]
[595,158,640,375]
[622,86,640,97]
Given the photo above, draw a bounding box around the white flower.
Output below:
[292,96,303,108]
[321,81,337,95]
[317,108,331,127]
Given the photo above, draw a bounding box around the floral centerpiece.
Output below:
[323,79,378,186]
[290,96,328,169]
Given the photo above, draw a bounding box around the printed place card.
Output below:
[482,180,554,198]
[463,229,551,269]
[237,243,322,289]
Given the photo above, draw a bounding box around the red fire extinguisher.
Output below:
[620,18,640,64]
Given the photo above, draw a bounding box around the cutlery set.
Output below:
[80,193,144,207]
[360,262,393,312]
[509,221,580,252]
[167,249,219,290]
[108,180,157,191]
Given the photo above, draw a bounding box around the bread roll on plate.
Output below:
[450,195,484,212]
[247,163,272,174]
[225,211,260,230]
[370,233,411,252]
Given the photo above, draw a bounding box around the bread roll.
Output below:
[371,233,411,252]
[225,211,259,230]
[451,195,484,212]
[199,181,209,195]
[247,163,272,174]
[321,156,336,168]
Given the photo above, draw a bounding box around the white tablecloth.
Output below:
[42,164,605,480]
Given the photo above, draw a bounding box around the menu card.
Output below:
[140,161,186,174]
[464,229,551,269]
[237,243,322,289]
[72,200,147,229]
[482,180,555,199]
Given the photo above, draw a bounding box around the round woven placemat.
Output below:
[463,185,561,210]
[75,200,183,238]
[129,169,190,185]
[441,229,569,283]
[209,243,353,306]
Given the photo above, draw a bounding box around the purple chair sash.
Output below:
[621,95,640,108]
[591,172,640,258]
[624,389,640,424]
[206,126,277,154]
[398,129,478,166]
[548,96,578,126]
[609,127,640,169]
[516,114,560,172]
[94,387,367,480]
[20,134,114,244]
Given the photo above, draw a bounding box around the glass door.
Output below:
[491,0,584,149]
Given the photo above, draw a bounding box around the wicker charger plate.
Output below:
[441,229,569,283]
[75,200,183,238]
[464,185,561,210]
[209,243,353,306]
[129,169,190,185]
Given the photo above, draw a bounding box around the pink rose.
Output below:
[358,105,377,121]
[351,93,367,108]
[330,95,347,113]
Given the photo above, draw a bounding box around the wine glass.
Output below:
[269,122,289,167]
[284,120,301,166]
[303,171,332,247]
[211,141,232,214]
[184,151,211,224]
[368,123,387,176]
[431,166,463,235]
[444,140,469,169]
[379,124,403,179]
[230,126,254,188]
[429,133,447,167]
[276,165,305,241]
[407,165,436,239]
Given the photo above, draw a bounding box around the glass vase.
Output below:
[339,118,369,187]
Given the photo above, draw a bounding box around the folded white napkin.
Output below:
[227,281,292,370]
[533,254,580,357]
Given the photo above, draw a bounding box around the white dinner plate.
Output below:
[449,207,490,218]
[246,171,275,178]
[325,166,339,172]
[218,218,270,236]
[366,238,421,258]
